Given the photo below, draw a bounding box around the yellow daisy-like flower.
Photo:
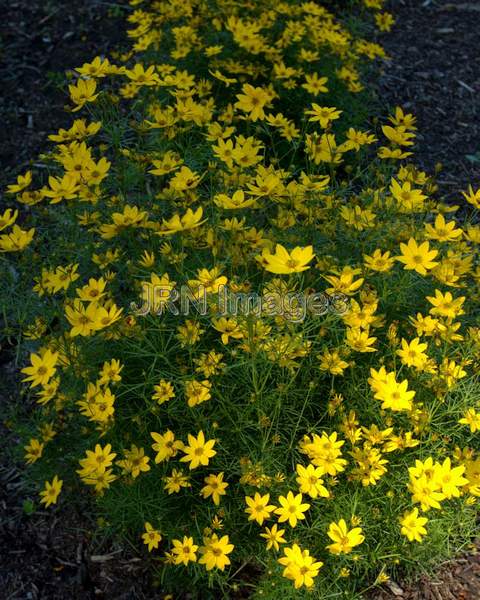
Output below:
[326,519,364,554]
[39,475,63,507]
[258,244,315,275]
[396,238,439,275]
[275,491,310,528]
[400,508,428,542]
[142,522,162,552]
[180,431,216,470]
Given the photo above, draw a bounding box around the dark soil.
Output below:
[379,0,480,202]
[0,0,127,190]
[0,369,162,598]
[371,0,480,597]
[0,2,161,598]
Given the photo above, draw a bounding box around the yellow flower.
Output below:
[24,438,45,464]
[77,384,115,424]
[382,125,415,146]
[396,338,428,369]
[408,472,444,512]
[326,519,364,554]
[346,327,377,353]
[21,349,59,388]
[434,458,468,499]
[245,492,276,525]
[142,522,162,552]
[76,277,107,302]
[163,468,191,494]
[340,205,376,230]
[118,445,150,479]
[213,190,257,210]
[149,151,183,176]
[259,244,315,275]
[152,379,175,404]
[295,463,329,499]
[171,536,198,565]
[318,348,349,375]
[201,472,228,505]
[198,534,234,571]
[168,166,201,193]
[211,317,243,344]
[6,170,32,194]
[98,359,123,385]
[188,267,228,295]
[151,430,183,463]
[305,104,342,128]
[0,208,18,231]
[425,214,462,242]
[459,408,480,433]
[389,107,417,130]
[156,207,206,235]
[400,508,428,542]
[427,289,465,319]
[79,469,117,494]
[69,78,99,111]
[300,431,347,476]
[194,351,225,377]
[77,443,117,477]
[0,225,35,252]
[306,132,344,164]
[278,544,323,589]
[343,128,377,151]
[275,491,310,528]
[371,371,416,412]
[323,266,364,296]
[64,299,99,337]
[138,250,156,268]
[260,523,286,551]
[180,430,216,470]
[185,379,212,408]
[375,12,395,32]
[461,185,480,209]
[176,320,204,347]
[235,84,271,121]
[396,238,439,275]
[124,63,160,86]
[39,475,63,507]
[76,56,110,78]
[91,302,123,331]
[390,179,426,212]
[302,73,328,95]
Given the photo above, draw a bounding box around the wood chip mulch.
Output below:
[378,0,480,202]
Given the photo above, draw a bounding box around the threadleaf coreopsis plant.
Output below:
[2,0,480,598]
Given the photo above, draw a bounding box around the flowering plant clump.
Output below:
[2,0,480,597]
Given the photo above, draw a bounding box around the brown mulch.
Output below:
[378,0,480,202]
[371,547,480,600]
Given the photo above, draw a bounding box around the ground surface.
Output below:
[379,0,480,202]
[0,0,125,189]
[1,0,480,598]
[374,3,480,595]
[0,3,160,598]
